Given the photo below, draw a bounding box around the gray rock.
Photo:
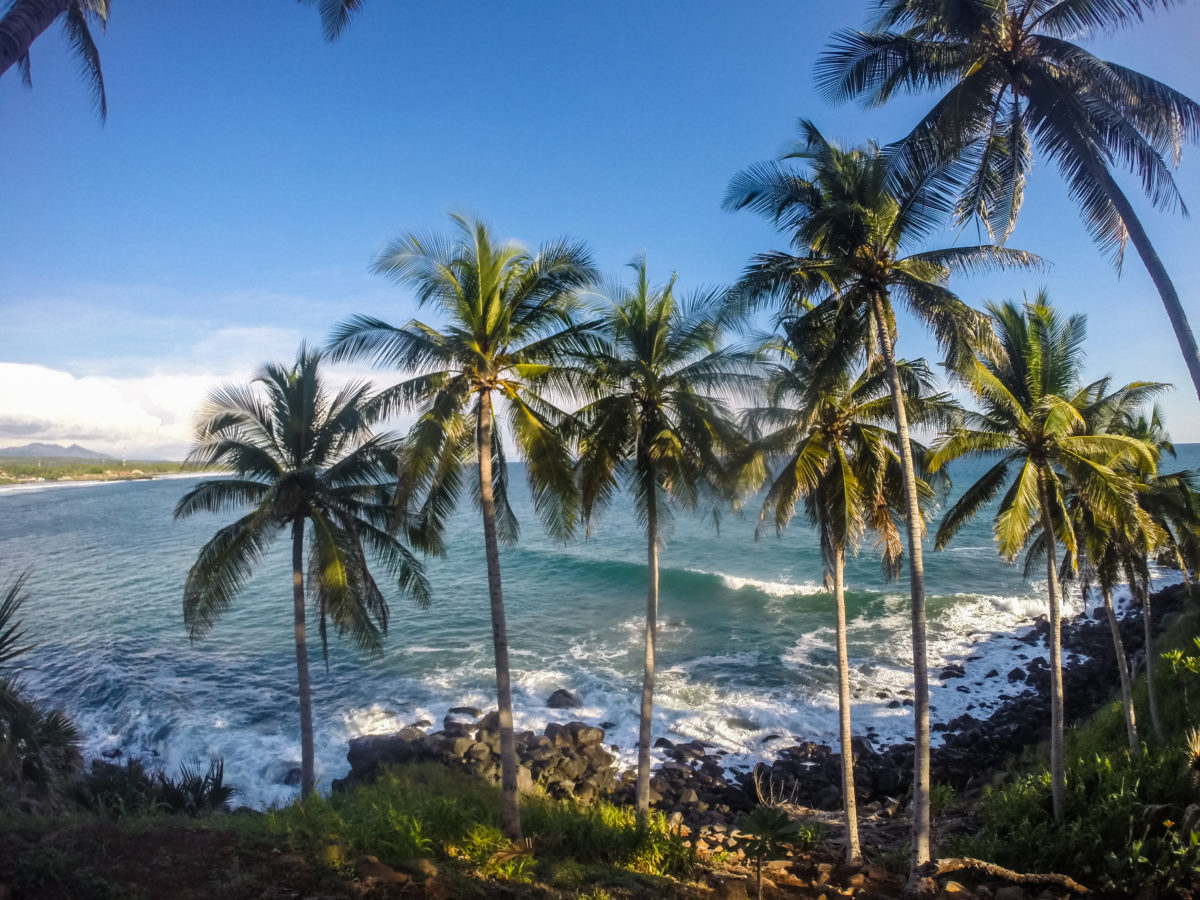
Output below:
[547,688,582,709]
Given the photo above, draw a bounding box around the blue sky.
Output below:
[3,0,1200,455]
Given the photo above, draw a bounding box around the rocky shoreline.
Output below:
[337,581,1189,843]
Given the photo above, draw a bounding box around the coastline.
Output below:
[330,579,1190,832]
[0,471,209,494]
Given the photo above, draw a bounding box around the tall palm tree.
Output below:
[0,570,81,808]
[817,0,1200,400]
[931,297,1156,820]
[739,322,954,864]
[0,0,108,119]
[573,257,751,823]
[327,214,598,839]
[724,121,1035,877]
[174,344,429,798]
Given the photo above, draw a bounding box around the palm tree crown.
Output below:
[576,256,752,534]
[330,213,599,546]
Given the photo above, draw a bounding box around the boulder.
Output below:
[566,722,605,746]
[547,688,582,709]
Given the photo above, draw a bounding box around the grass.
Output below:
[267,763,697,892]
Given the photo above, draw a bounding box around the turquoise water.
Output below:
[3,449,1194,807]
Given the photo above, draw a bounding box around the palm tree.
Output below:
[817,0,1200,400]
[573,256,751,823]
[739,321,954,864]
[931,297,1156,820]
[1070,489,1148,752]
[724,121,1035,877]
[1118,409,1200,741]
[0,0,108,120]
[326,214,598,839]
[174,344,429,798]
[0,570,81,809]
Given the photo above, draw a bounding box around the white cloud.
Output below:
[0,363,220,458]
[0,328,417,459]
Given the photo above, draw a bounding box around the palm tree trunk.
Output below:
[291,517,316,798]
[0,0,67,78]
[833,541,862,864]
[1141,581,1165,742]
[635,459,659,823]
[1103,587,1138,751]
[1080,151,1200,402]
[869,292,932,884]
[1036,469,1066,821]
[477,391,522,839]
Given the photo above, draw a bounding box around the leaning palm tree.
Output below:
[0,570,81,809]
[724,120,1035,877]
[739,321,954,864]
[0,0,109,119]
[174,344,429,798]
[573,257,751,823]
[931,297,1156,820]
[817,0,1200,400]
[327,214,598,839]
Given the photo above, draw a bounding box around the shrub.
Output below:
[79,756,235,817]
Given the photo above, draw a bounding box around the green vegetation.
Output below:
[0,571,81,811]
[0,458,195,486]
[932,297,1160,820]
[269,763,696,889]
[954,607,1200,895]
[734,806,799,899]
[725,119,1036,879]
[77,756,235,818]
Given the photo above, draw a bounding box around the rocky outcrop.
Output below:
[334,714,621,802]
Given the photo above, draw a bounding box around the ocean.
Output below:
[3,449,1193,808]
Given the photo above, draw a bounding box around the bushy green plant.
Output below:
[79,756,235,817]
[974,746,1199,892]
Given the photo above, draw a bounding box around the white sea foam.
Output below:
[693,570,824,598]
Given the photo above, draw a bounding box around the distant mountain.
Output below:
[0,442,109,459]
